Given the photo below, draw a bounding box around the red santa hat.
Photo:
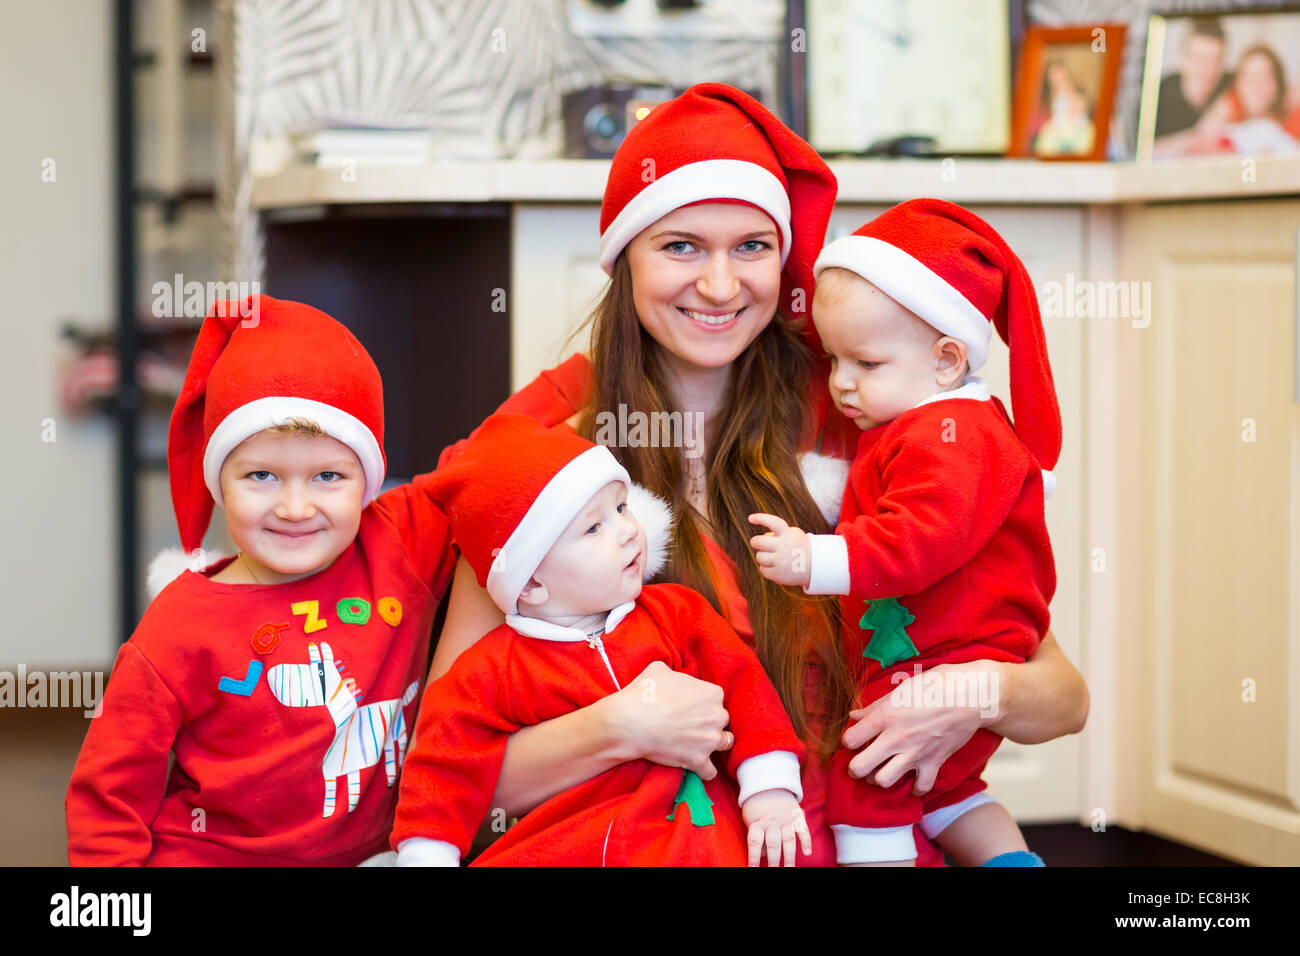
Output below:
[813,198,1062,474]
[426,414,672,617]
[599,82,837,332]
[151,295,386,591]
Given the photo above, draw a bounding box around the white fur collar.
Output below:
[506,601,637,643]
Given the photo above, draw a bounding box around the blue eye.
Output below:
[248,471,272,482]
[664,240,694,254]
[318,471,341,482]
[586,523,599,534]
[617,502,626,513]
[739,239,770,253]
[858,360,879,370]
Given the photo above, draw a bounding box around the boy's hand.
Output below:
[748,514,812,588]
[741,789,812,867]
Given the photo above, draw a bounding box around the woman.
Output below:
[431,84,1088,866]
[1160,45,1300,157]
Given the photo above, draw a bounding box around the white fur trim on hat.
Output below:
[625,482,674,580]
[798,451,851,527]
[599,159,792,275]
[814,235,992,372]
[203,396,386,508]
[487,445,631,616]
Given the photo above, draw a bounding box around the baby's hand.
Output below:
[748,514,812,588]
[741,789,812,867]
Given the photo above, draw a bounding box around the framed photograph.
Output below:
[1137,9,1300,161]
[1009,24,1126,161]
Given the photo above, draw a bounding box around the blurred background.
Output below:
[4,0,1298,867]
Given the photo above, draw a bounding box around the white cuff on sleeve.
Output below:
[736,750,803,805]
[395,837,461,867]
[804,533,851,595]
[831,824,918,864]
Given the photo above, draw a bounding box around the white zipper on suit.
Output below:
[585,631,621,690]
[586,626,620,866]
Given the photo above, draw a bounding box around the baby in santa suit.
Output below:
[66,295,458,865]
[391,413,811,866]
[749,199,1059,867]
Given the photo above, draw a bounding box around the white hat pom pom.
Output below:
[146,547,231,601]
[626,483,674,580]
[798,451,851,527]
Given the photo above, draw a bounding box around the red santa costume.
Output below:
[65,296,456,865]
[391,414,806,866]
[802,200,1062,864]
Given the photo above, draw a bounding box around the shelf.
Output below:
[251,155,1300,210]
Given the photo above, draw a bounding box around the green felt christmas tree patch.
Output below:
[859,596,919,669]
[667,769,715,826]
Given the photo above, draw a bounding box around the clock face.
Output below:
[807,0,1010,153]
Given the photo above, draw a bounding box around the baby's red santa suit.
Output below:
[803,199,1061,863]
[66,296,456,866]
[391,413,807,866]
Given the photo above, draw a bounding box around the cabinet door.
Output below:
[1119,199,1300,865]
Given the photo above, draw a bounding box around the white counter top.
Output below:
[251,155,1300,210]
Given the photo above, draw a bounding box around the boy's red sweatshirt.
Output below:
[65,475,456,866]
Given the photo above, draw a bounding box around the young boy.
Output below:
[748,199,1060,867]
[66,295,457,866]
[390,413,810,866]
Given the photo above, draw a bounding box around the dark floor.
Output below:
[1009,823,1240,867]
[4,705,1242,866]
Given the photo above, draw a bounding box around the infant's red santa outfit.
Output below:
[65,295,456,865]
[391,413,806,866]
[805,200,1061,864]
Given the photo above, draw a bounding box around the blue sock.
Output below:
[981,850,1045,867]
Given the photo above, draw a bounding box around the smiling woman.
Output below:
[627,204,783,375]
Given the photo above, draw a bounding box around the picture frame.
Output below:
[794,0,1014,156]
[1009,24,1126,162]
[1136,8,1300,161]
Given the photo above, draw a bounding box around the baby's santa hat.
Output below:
[425,414,672,617]
[599,82,837,343]
[814,198,1063,488]
[149,295,385,594]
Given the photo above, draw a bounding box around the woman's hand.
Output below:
[840,630,1087,795]
[840,660,1003,795]
[605,660,732,780]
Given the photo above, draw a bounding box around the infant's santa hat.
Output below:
[599,82,836,337]
[426,414,672,617]
[151,295,385,591]
[813,198,1063,477]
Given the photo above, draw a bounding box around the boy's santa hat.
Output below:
[426,414,672,617]
[813,198,1063,482]
[599,82,836,339]
[149,295,386,594]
